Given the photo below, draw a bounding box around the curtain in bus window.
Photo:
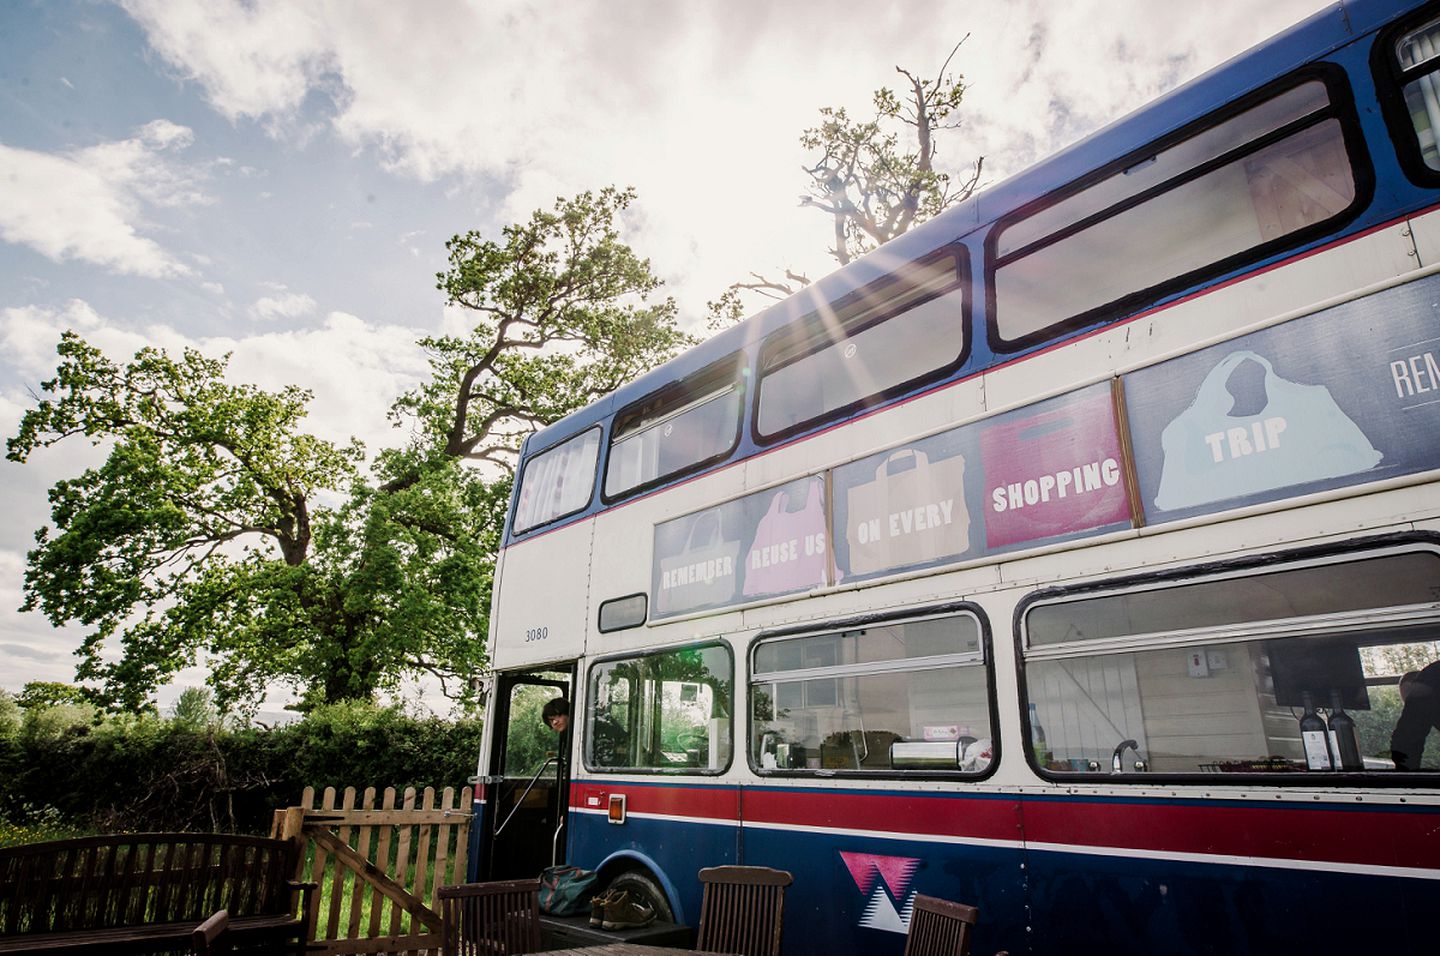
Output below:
[1022,549,1440,776]
[1399,20,1440,169]
[1153,350,1381,510]
[604,385,740,498]
[513,429,600,533]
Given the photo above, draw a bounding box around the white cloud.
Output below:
[118,0,331,122]
[0,120,208,278]
[250,290,318,322]
[1,300,105,379]
[117,0,1333,324]
[2,299,429,455]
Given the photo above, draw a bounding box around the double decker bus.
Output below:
[470,2,1440,952]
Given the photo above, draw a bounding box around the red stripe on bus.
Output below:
[741,788,1022,842]
[568,783,1440,871]
[1021,799,1440,870]
[570,782,740,818]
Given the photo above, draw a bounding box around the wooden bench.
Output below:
[0,832,314,954]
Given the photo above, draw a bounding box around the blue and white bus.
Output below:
[471,2,1440,952]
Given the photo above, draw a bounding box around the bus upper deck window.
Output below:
[1393,16,1440,171]
[755,250,968,443]
[603,355,742,501]
[511,426,601,535]
[991,72,1364,351]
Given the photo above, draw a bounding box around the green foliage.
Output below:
[0,692,19,740]
[0,701,481,836]
[7,334,364,710]
[394,186,694,477]
[170,687,220,730]
[798,47,980,266]
[16,681,94,710]
[7,335,493,711]
[9,189,690,714]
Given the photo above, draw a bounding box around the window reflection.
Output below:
[586,644,732,772]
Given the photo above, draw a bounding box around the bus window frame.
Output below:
[1371,3,1440,187]
[745,601,1000,781]
[601,353,745,505]
[985,63,1373,355]
[597,592,648,634]
[752,247,971,447]
[509,424,604,538]
[581,639,736,776]
[1013,531,1440,786]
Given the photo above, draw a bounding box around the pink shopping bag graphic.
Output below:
[980,385,1131,548]
[742,477,831,597]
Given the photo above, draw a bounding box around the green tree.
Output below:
[708,42,983,329]
[10,189,690,714]
[391,186,695,481]
[7,335,491,711]
[170,687,220,730]
[0,692,20,740]
[15,681,94,710]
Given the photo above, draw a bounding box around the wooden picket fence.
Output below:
[272,785,473,955]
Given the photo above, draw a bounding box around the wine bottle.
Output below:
[1328,689,1363,771]
[1300,691,1333,771]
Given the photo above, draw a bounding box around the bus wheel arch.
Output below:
[595,852,680,924]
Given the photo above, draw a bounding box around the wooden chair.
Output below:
[695,865,793,956]
[191,910,230,956]
[437,879,542,955]
[902,894,979,956]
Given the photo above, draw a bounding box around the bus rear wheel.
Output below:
[605,868,674,923]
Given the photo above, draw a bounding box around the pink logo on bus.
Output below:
[840,852,921,934]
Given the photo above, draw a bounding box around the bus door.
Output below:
[479,667,574,880]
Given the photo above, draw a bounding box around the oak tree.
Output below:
[7,334,490,710]
[393,186,695,482]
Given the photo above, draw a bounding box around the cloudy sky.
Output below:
[0,0,1334,711]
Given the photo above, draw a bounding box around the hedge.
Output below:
[0,700,483,837]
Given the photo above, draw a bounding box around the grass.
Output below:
[0,806,92,848]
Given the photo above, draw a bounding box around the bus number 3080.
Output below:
[524,627,548,643]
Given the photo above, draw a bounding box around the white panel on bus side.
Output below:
[991,481,1439,594]
[492,517,595,667]
[982,224,1420,412]
[1408,206,1440,266]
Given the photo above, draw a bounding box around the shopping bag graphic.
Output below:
[1154,350,1382,511]
[742,479,830,597]
[845,449,969,575]
[656,509,741,614]
[981,388,1129,548]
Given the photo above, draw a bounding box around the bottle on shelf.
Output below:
[1299,690,1334,771]
[1328,688,1363,771]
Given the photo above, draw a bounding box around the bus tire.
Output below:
[607,868,675,923]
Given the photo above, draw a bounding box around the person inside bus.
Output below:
[1390,661,1440,770]
[542,697,570,734]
